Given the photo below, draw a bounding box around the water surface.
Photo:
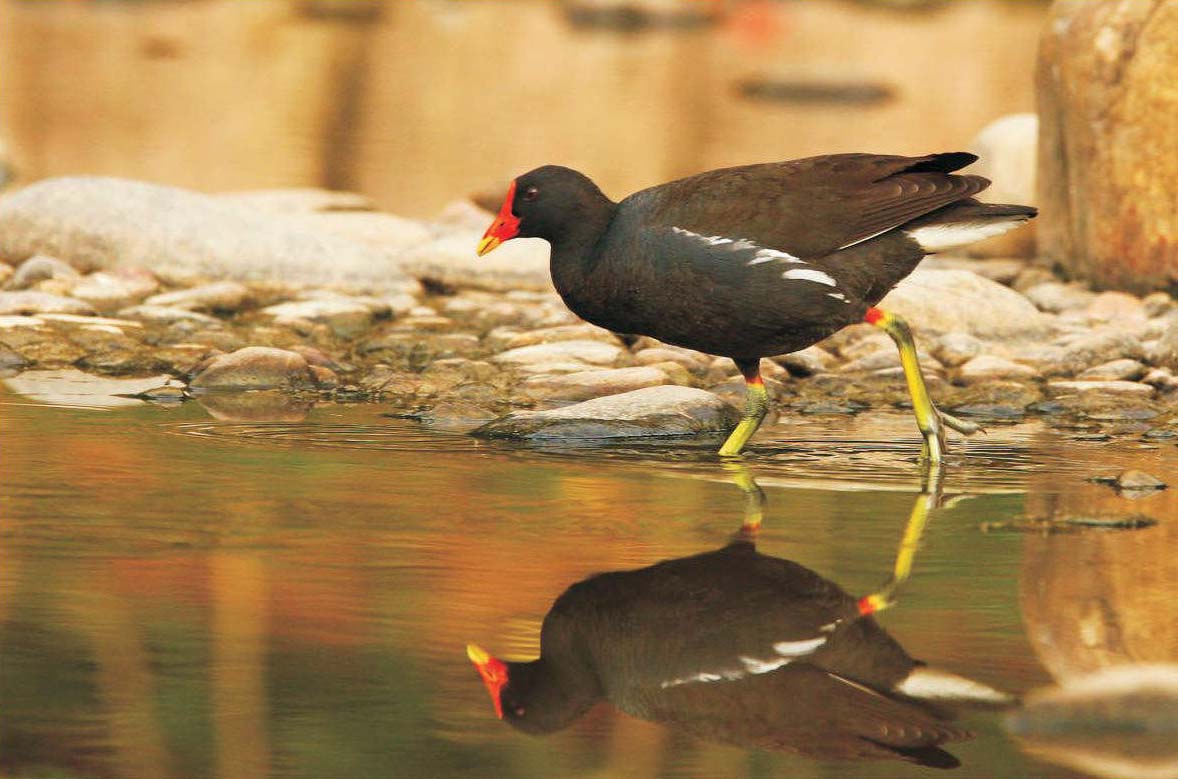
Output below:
[2,392,1175,779]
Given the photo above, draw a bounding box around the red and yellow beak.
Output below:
[467,643,509,719]
[477,180,521,257]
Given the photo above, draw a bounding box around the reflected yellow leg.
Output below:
[865,308,980,464]
[718,359,770,458]
[721,460,765,535]
[857,461,943,616]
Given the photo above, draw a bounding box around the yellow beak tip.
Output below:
[476,237,499,257]
[466,643,490,665]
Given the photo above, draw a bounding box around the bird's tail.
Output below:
[903,198,1037,254]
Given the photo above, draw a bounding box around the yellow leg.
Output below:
[718,359,770,457]
[865,308,980,463]
[857,461,943,616]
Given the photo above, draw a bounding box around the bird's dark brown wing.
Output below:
[624,153,990,258]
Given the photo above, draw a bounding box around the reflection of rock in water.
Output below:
[1006,664,1178,779]
[1019,484,1178,681]
[195,391,313,423]
[469,539,1010,768]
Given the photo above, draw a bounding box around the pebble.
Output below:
[1012,329,1145,377]
[1077,358,1147,382]
[189,346,318,390]
[471,386,740,440]
[492,340,623,369]
[116,304,222,326]
[146,281,252,313]
[1047,380,1156,398]
[1085,291,1147,327]
[634,346,710,373]
[932,332,983,367]
[773,345,836,376]
[522,366,673,402]
[1022,281,1095,313]
[393,231,551,292]
[0,290,95,316]
[1142,291,1174,318]
[7,255,79,289]
[261,298,374,339]
[1157,311,1178,371]
[956,355,1039,385]
[502,323,620,349]
[840,349,942,374]
[834,330,893,361]
[69,268,160,314]
[1142,367,1178,392]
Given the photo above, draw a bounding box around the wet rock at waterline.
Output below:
[188,346,321,391]
[2,368,175,408]
[471,386,741,440]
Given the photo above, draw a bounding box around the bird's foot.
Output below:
[941,410,985,436]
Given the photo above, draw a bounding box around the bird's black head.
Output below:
[466,643,599,735]
[477,165,614,255]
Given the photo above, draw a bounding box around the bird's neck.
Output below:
[548,200,617,278]
[510,656,603,734]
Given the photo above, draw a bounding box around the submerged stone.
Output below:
[471,386,740,440]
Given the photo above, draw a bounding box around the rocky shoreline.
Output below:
[1,176,1176,442]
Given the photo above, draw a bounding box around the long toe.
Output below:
[940,411,984,436]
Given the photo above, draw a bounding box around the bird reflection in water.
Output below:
[467,464,1012,768]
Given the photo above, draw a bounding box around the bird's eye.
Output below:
[522,187,539,202]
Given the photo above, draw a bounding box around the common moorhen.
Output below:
[467,539,1011,767]
[477,153,1036,459]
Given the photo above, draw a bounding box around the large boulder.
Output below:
[0,177,413,288]
[1037,0,1178,293]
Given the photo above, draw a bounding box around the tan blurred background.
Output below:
[0,0,1049,217]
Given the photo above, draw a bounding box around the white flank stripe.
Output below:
[772,636,828,656]
[671,226,758,252]
[748,248,804,265]
[827,292,849,303]
[906,219,1029,253]
[895,667,1014,704]
[783,268,837,287]
[740,655,793,674]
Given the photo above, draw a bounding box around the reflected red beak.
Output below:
[467,643,508,719]
[477,180,521,256]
